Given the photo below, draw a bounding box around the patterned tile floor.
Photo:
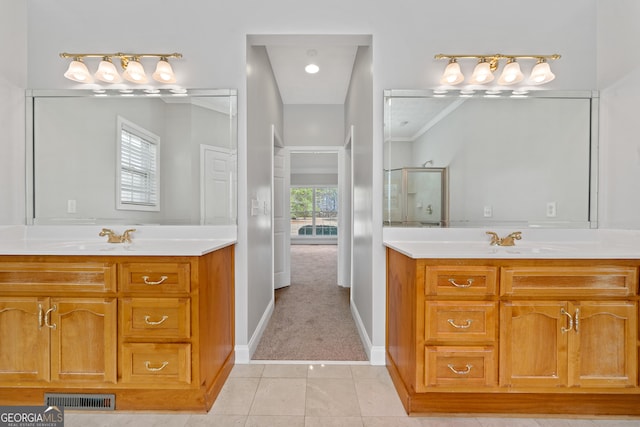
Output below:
[64,363,640,427]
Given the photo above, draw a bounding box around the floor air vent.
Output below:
[44,393,115,411]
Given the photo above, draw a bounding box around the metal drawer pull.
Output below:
[448,278,474,288]
[44,305,57,330]
[448,364,473,375]
[144,361,169,372]
[574,308,580,333]
[447,319,473,329]
[144,315,169,326]
[142,275,168,285]
[560,308,573,333]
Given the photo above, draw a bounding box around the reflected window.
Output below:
[290,187,338,237]
[117,116,160,211]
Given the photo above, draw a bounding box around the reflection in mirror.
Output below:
[384,90,598,228]
[28,89,237,225]
[384,167,448,226]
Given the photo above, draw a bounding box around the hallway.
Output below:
[253,245,366,361]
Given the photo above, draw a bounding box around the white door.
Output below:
[273,136,290,289]
[200,145,236,225]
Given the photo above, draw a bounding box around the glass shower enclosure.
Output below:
[383,167,448,226]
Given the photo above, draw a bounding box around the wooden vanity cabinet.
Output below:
[0,245,234,412]
[386,249,640,416]
[0,262,117,385]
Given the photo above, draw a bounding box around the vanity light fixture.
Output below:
[434,53,560,86]
[60,52,182,84]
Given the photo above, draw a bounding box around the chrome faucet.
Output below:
[99,228,136,243]
[486,231,522,246]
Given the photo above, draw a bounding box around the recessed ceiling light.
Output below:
[305,63,319,74]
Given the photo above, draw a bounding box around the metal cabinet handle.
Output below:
[144,361,169,372]
[142,275,168,285]
[144,315,169,326]
[38,303,44,329]
[574,308,580,333]
[560,307,573,333]
[447,319,473,329]
[448,364,473,375]
[44,305,57,330]
[448,278,474,288]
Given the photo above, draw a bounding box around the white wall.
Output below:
[597,0,640,228]
[0,0,26,224]
[245,44,284,356]
[6,0,601,360]
[345,45,377,360]
[284,104,345,147]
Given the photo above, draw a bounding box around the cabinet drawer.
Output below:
[425,266,497,297]
[425,346,497,387]
[501,266,637,298]
[121,298,190,339]
[0,262,117,294]
[425,302,497,343]
[121,343,191,385]
[120,263,190,294]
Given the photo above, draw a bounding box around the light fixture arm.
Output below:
[60,52,183,60]
[434,53,561,61]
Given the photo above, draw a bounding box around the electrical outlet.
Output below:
[483,206,493,217]
[67,199,77,214]
[546,201,557,217]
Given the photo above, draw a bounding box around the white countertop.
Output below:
[0,225,237,256]
[383,228,640,259]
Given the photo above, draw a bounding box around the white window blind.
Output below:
[117,117,160,211]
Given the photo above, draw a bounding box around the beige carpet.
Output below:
[252,245,368,361]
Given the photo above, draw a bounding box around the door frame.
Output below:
[283,144,351,288]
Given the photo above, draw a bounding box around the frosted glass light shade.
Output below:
[122,58,148,83]
[497,60,524,85]
[529,60,555,84]
[152,58,176,83]
[440,60,464,85]
[469,61,494,84]
[95,58,122,83]
[64,59,93,83]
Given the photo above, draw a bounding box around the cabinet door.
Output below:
[569,301,637,387]
[500,301,568,387]
[49,298,117,383]
[0,298,49,383]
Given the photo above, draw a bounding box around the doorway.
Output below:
[253,144,363,360]
[246,34,370,362]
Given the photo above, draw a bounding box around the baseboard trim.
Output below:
[234,346,249,364]
[239,297,275,363]
[350,300,385,365]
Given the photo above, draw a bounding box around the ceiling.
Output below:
[264,42,358,105]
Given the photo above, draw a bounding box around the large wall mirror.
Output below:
[27,89,237,225]
[384,89,598,228]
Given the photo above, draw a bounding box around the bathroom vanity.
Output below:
[385,230,640,416]
[0,226,235,412]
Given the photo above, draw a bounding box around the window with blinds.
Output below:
[116,116,160,211]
